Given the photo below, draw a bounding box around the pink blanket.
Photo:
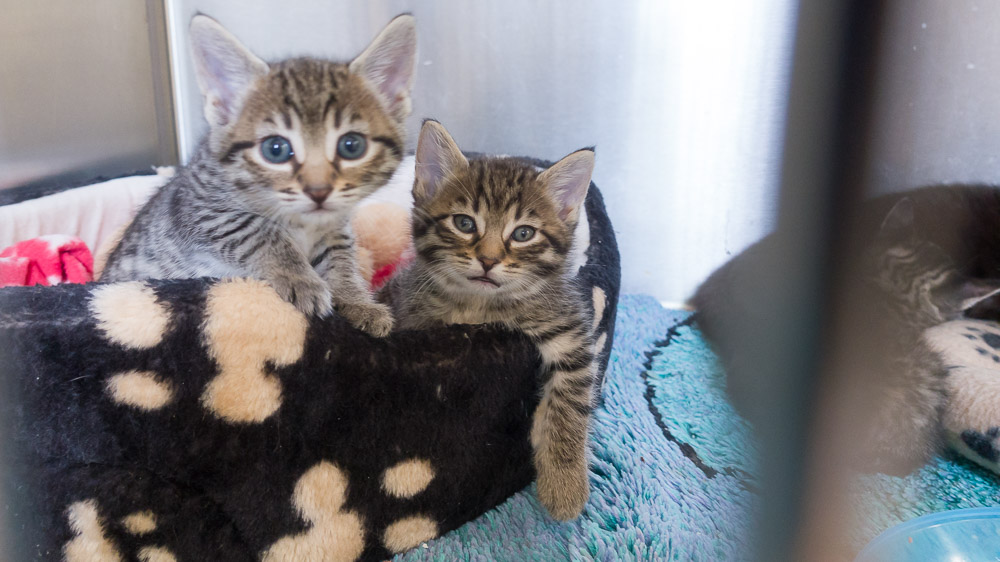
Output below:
[0,235,93,287]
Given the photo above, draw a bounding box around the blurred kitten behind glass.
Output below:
[839,198,1000,473]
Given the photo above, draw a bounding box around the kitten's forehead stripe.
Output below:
[322,94,338,121]
[282,95,303,121]
[287,67,308,96]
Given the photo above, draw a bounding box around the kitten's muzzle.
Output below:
[304,185,332,204]
[478,257,499,272]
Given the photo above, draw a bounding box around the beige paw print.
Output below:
[592,286,609,401]
[263,458,441,561]
[64,500,123,562]
[63,500,177,562]
[91,283,177,412]
[200,279,308,423]
[121,510,178,562]
[383,515,438,555]
[90,283,172,351]
[381,458,439,554]
[261,462,365,562]
[93,279,309,423]
[105,371,175,411]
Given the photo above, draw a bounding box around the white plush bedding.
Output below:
[0,170,171,254]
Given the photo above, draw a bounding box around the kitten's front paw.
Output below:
[337,302,395,337]
[532,399,590,520]
[270,275,334,317]
[536,460,589,521]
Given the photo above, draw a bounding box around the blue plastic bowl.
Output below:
[856,507,1000,562]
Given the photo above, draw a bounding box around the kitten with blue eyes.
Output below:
[382,120,598,520]
[101,14,416,335]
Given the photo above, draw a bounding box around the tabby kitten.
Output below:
[101,14,417,336]
[849,199,972,473]
[773,199,1000,473]
[383,120,597,520]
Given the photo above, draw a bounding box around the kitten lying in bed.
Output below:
[695,196,1000,474]
[382,120,598,520]
[102,14,416,336]
[850,199,1000,473]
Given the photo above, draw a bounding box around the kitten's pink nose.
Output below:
[304,185,332,204]
[478,257,499,271]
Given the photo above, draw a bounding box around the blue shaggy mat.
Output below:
[398,295,758,561]
[402,295,1000,561]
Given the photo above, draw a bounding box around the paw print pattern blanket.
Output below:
[0,186,620,561]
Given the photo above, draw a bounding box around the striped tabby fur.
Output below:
[102,14,417,336]
[384,120,598,519]
[846,198,1000,473]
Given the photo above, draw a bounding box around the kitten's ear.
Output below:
[538,149,595,222]
[878,197,918,243]
[350,14,417,119]
[190,14,269,128]
[414,120,467,204]
[959,279,1000,318]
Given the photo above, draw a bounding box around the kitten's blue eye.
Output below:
[337,133,367,160]
[261,136,294,164]
[453,214,476,233]
[512,225,536,242]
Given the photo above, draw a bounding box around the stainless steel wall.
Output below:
[866,0,1000,194]
[0,1,177,189]
[167,0,797,303]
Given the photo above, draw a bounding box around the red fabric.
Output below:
[370,248,415,291]
[0,235,94,288]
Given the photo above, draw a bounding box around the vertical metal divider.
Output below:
[751,0,888,560]
[146,0,180,167]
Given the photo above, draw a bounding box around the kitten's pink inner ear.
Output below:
[349,15,417,116]
[414,121,467,203]
[189,15,268,128]
[539,150,595,222]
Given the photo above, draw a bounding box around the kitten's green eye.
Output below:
[261,136,294,164]
[511,225,536,242]
[453,214,476,233]
[337,133,367,160]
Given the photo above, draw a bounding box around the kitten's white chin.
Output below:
[297,207,343,222]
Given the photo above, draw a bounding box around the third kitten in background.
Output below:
[383,120,598,519]
[695,196,1000,474]
[850,199,1000,473]
[102,14,417,335]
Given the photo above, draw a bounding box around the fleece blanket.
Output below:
[3,287,995,560]
[0,182,620,562]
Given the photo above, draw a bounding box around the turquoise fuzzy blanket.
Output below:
[403,295,1000,561]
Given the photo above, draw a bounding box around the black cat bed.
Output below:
[0,180,620,561]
